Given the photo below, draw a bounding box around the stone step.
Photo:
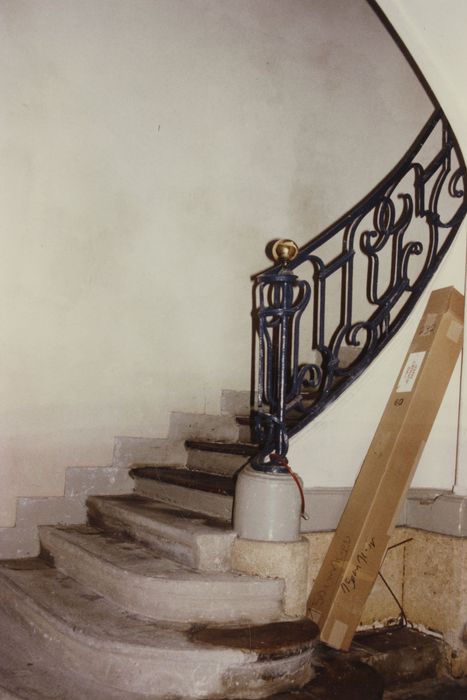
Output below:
[186,440,258,457]
[0,560,317,699]
[130,466,235,520]
[0,604,145,700]
[87,494,237,572]
[39,524,284,624]
[185,440,257,474]
[169,411,245,443]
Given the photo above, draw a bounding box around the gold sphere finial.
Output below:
[272,239,299,264]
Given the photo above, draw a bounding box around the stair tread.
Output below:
[236,414,301,426]
[0,560,246,658]
[185,439,258,456]
[88,493,234,537]
[86,493,237,573]
[130,465,236,495]
[0,560,316,697]
[41,523,283,594]
[0,606,144,700]
[131,467,234,521]
[40,524,284,623]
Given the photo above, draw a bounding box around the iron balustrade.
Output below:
[253,109,467,472]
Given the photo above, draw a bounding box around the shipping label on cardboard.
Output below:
[447,320,463,344]
[418,313,438,337]
[396,351,426,393]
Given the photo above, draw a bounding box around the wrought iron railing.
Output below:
[253,109,467,471]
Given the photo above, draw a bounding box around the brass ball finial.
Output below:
[272,239,299,265]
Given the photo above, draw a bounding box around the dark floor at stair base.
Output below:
[239,628,467,700]
[384,677,467,699]
[266,658,384,699]
[255,671,467,700]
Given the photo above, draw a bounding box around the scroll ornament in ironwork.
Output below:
[253,109,467,465]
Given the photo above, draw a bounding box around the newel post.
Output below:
[233,240,309,542]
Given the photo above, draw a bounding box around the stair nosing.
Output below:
[130,466,236,496]
[40,524,282,593]
[0,563,251,660]
[185,440,258,456]
[87,495,235,539]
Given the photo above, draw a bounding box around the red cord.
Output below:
[269,453,309,519]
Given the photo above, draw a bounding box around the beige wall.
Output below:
[377,0,467,496]
[290,1,467,491]
[0,0,431,526]
[289,228,467,489]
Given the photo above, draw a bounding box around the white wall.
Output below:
[289,227,466,488]
[0,0,431,526]
[291,0,467,490]
[376,0,467,494]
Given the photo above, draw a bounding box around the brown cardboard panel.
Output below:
[307,287,464,651]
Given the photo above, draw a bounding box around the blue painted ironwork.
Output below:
[253,109,467,471]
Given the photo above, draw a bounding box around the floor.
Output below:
[262,665,467,699]
[252,628,467,700]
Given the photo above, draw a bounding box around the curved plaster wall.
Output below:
[376,1,467,492]
[0,0,431,526]
[288,228,466,489]
[291,1,467,491]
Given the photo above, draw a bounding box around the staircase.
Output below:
[2,402,467,698]
[0,404,321,700]
[1,77,466,700]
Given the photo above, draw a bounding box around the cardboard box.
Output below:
[307,287,464,651]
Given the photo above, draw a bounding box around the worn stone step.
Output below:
[0,604,146,700]
[185,440,257,475]
[87,494,237,572]
[186,440,258,457]
[130,466,235,520]
[0,560,317,699]
[131,465,236,496]
[39,524,284,624]
[169,411,244,443]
